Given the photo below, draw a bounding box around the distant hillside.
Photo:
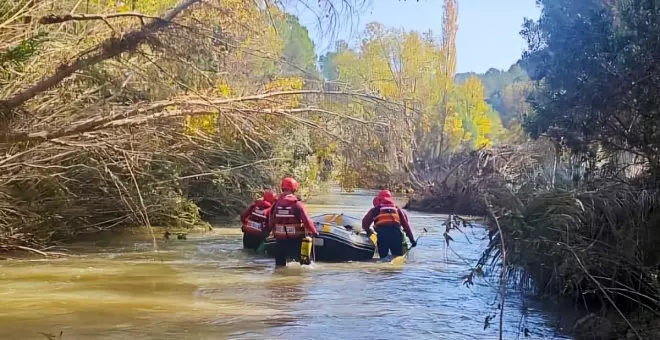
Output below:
[455,62,531,127]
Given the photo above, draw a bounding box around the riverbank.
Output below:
[406,182,660,340]
[403,191,485,216]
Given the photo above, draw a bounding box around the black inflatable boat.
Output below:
[263,213,376,262]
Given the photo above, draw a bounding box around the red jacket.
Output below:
[362,197,415,241]
[240,199,272,225]
[240,199,273,236]
[264,193,318,236]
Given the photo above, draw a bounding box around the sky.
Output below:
[290,0,542,74]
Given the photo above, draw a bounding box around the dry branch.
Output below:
[0,90,386,143]
[38,12,163,25]
[0,0,203,122]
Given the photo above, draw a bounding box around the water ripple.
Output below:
[0,188,571,340]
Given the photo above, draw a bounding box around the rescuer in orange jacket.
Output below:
[263,177,319,267]
[239,190,277,250]
[362,190,416,258]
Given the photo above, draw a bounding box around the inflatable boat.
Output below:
[263,213,376,262]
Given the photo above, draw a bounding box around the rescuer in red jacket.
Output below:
[362,190,416,258]
[264,177,318,267]
[372,189,392,207]
[239,190,277,250]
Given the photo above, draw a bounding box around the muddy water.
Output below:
[0,188,570,339]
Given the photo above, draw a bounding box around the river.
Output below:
[0,188,571,339]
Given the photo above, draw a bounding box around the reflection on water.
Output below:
[0,188,571,340]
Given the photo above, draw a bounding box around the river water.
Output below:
[0,188,570,339]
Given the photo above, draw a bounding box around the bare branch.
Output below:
[0,0,203,122]
[0,90,386,143]
[38,12,163,25]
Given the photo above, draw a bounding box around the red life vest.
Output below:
[243,205,269,236]
[373,203,401,229]
[272,197,305,240]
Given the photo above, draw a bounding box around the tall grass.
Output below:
[410,141,660,338]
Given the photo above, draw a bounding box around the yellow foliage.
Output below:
[184,112,219,135]
[178,1,294,139]
[443,111,464,149]
[453,75,502,149]
[314,142,338,160]
[105,0,178,15]
[183,81,234,135]
[264,77,304,92]
[337,165,359,192]
[215,81,232,97]
[263,76,304,108]
[329,22,473,162]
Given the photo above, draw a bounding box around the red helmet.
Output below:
[281,177,300,192]
[263,190,276,203]
[373,189,391,206]
[377,189,392,199]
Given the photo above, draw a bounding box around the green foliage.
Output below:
[455,63,530,127]
[319,40,348,80]
[278,14,318,76]
[455,63,529,98]
[0,32,48,66]
[449,2,660,336]
[521,0,660,180]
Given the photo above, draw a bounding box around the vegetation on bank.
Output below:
[407,0,660,338]
[1,0,518,252]
[0,0,357,251]
[3,0,659,338]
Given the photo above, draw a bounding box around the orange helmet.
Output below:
[263,190,276,203]
[281,177,300,192]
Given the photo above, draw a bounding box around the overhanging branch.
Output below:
[38,12,163,25]
[0,91,387,143]
[0,0,203,123]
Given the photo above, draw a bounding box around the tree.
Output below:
[0,0,374,250]
[319,40,348,80]
[499,81,533,124]
[453,76,502,149]
[432,0,458,159]
[455,62,530,127]
[320,3,511,189]
[278,14,318,77]
[522,0,660,180]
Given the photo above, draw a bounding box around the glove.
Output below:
[410,238,417,248]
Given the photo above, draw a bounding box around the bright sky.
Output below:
[291,0,541,73]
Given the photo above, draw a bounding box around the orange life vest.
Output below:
[243,206,269,236]
[273,203,306,240]
[373,204,401,229]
